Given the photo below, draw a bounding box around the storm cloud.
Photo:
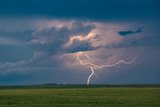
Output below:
[118,27,143,36]
[30,21,96,53]
[0,0,159,20]
[0,0,159,85]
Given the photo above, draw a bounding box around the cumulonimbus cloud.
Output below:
[30,20,97,53]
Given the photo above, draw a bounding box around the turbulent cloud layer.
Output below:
[0,0,159,85]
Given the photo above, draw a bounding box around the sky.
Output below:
[0,0,160,85]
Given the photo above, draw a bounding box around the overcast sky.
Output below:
[0,0,160,85]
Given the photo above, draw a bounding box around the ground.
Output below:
[0,85,159,107]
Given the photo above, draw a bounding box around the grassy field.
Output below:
[0,85,160,107]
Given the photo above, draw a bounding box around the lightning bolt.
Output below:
[76,49,144,85]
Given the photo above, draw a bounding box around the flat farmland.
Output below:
[0,85,159,107]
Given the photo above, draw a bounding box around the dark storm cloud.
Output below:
[0,20,96,75]
[0,0,159,85]
[0,30,34,63]
[30,21,96,53]
[0,0,159,20]
[118,27,143,36]
[65,40,96,53]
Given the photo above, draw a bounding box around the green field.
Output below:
[0,85,160,107]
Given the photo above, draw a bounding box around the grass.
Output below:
[0,85,159,107]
